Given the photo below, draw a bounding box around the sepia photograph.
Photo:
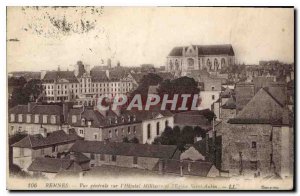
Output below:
[6,6,294,190]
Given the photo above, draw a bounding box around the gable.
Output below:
[180,146,205,161]
[235,88,283,121]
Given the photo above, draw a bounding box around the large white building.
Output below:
[166,44,235,76]
[41,62,134,106]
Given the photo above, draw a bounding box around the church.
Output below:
[166,44,235,76]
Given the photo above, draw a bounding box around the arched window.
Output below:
[187,58,194,69]
[221,58,226,68]
[207,59,212,70]
[175,60,179,70]
[165,120,169,128]
[156,122,160,135]
[147,124,151,139]
[214,58,219,70]
[169,60,173,70]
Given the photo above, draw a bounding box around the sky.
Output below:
[7,7,294,72]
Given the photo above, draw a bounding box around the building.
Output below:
[70,140,180,170]
[8,103,65,135]
[67,107,142,143]
[188,70,224,110]
[173,110,211,130]
[41,61,135,105]
[124,110,174,144]
[27,153,90,179]
[216,88,293,178]
[166,44,235,76]
[11,129,82,171]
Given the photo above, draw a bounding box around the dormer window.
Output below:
[115,117,118,124]
[26,114,31,123]
[128,116,131,122]
[42,115,48,124]
[108,118,112,124]
[81,118,86,126]
[121,116,125,123]
[133,115,136,121]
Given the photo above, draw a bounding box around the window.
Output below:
[212,95,215,100]
[207,59,212,69]
[42,115,48,124]
[115,129,118,136]
[147,124,151,139]
[72,115,77,123]
[26,115,31,123]
[211,86,215,91]
[133,126,136,134]
[94,133,98,140]
[18,114,23,122]
[50,115,56,124]
[128,127,131,134]
[156,122,160,135]
[91,153,95,160]
[100,154,105,161]
[250,161,258,170]
[112,155,116,162]
[79,129,84,135]
[10,114,15,122]
[34,115,39,123]
[133,156,138,165]
[214,58,219,70]
[221,58,226,67]
[109,130,112,138]
[252,141,257,148]
[165,120,169,128]
[52,145,57,153]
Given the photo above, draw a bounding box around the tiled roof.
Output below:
[168,44,234,57]
[174,112,211,128]
[43,71,78,83]
[153,159,214,177]
[9,104,62,115]
[68,108,140,128]
[70,140,179,159]
[90,70,109,82]
[11,130,82,149]
[221,96,236,109]
[228,88,284,124]
[28,157,85,173]
[123,109,173,122]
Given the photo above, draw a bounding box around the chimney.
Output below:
[40,126,47,137]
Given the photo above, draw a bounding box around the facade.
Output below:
[216,88,293,178]
[42,62,135,105]
[11,129,82,171]
[8,103,64,135]
[67,107,143,143]
[166,44,235,76]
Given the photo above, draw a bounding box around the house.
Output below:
[27,153,90,179]
[216,88,293,178]
[69,140,180,170]
[67,107,142,143]
[11,129,82,171]
[8,103,64,135]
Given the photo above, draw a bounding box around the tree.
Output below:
[158,76,200,111]
[194,126,206,138]
[123,137,130,143]
[130,137,139,144]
